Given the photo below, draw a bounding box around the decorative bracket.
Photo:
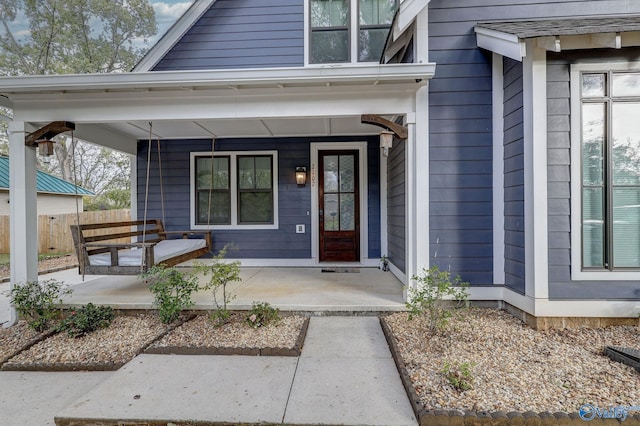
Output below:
[25,121,75,147]
[360,114,408,139]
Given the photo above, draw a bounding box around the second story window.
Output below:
[309,0,397,64]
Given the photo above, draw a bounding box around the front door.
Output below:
[319,150,360,262]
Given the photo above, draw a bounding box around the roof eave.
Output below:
[0,63,436,95]
[475,26,527,61]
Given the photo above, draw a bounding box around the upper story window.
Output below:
[579,71,640,270]
[309,0,397,64]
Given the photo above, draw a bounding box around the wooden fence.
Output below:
[0,209,131,254]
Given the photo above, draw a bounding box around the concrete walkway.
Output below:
[51,316,417,425]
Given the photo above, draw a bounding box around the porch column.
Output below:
[7,121,39,327]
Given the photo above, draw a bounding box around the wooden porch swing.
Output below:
[69,123,213,275]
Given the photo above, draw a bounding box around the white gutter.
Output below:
[0,64,435,94]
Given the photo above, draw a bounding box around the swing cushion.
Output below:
[88,238,208,267]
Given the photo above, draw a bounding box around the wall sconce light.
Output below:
[295,166,307,186]
[36,139,55,163]
[379,131,393,157]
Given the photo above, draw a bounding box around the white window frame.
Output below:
[304,0,396,66]
[570,62,640,280]
[190,150,279,230]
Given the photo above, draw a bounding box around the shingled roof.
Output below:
[0,156,93,196]
[476,15,640,39]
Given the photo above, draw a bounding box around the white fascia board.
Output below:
[475,27,526,62]
[394,0,430,38]
[0,64,435,94]
[133,0,218,72]
[535,300,640,318]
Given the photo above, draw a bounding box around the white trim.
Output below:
[388,261,407,286]
[405,118,416,294]
[208,258,381,268]
[475,27,527,62]
[190,150,279,230]
[133,0,218,72]
[130,154,137,225]
[522,41,549,299]
[0,64,436,94]
[535,299,640,318]
[414,86,429,273]
[492,53,505,285]
[502,286,536,316]
[303,0,310,66]
[310,141,369,264]
[8,121,39,327]
[393,0,430,39]
[414,3,429,63]
[380,145,389,258]
[570,62,640,281]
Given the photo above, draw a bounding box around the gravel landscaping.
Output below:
[148,313,308,355]
[385,308,640,414]
[1,311,308,370]
[2,313,169,370]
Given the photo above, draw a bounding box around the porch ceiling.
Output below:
[1,64,433,153]
[106,116,387,140]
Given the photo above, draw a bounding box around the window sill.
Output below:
[571,268,640,281]
[191,224,279,231]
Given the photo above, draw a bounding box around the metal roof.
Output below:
[0,156,94,196]
[476,15,640,39]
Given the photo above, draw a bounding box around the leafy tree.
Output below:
[0,0,157,206]
[0,0,156,76]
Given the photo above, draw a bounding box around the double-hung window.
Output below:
[192,151,278,230]
[576,68,640,273]
[308,0,397,64]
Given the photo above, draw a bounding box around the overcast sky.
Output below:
[151,1,195,44]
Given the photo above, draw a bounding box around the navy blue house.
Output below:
[3,0,640,324]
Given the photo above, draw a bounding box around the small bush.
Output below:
[56,303,114,337]
[406,265,469,335]
[141,265,200,324]
[194,245,241,326]
[246,302,280,329]
[7,279,72,332]
[442,360,475,392]
[210,308,231,327]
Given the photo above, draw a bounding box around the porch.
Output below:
[43,266,406,312]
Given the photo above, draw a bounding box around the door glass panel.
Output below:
[612,73,640,97]
[340,194,355,230]
[613,188,640,267]
[324,155,339,192]
[339,155,355,192]
[612,103,640,185]
[324,194,339,231]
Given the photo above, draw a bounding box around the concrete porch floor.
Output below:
[46,266,406,312]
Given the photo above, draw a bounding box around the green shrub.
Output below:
[442,360,475,392]
[193,245,241,326]
[56,303,114,337]
[141,265,200,324]
[406,265,469,335]
[246,302,280,329]
[8,279,72,332]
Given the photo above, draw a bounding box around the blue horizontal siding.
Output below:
[137,136,380,260]
[153,0,304,71]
